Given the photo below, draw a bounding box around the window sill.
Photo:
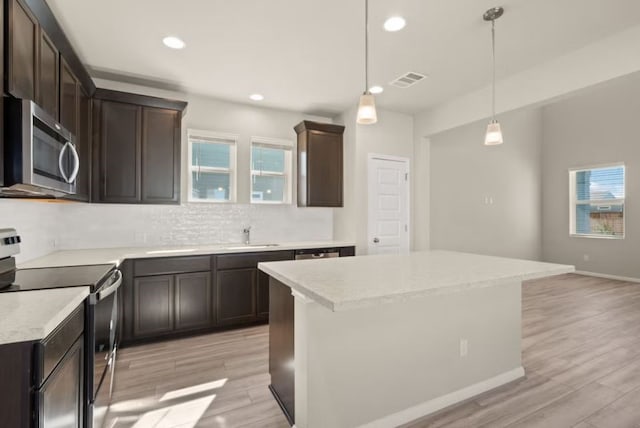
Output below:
[570,233,625,240]
[250,201,291,205]
[187,199,236,204]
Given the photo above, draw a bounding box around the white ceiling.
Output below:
[48,0,640,116]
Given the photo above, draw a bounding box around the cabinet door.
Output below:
[307,130,343,207]
[257,270,271,319]
[175,272,212,331]
[216,269,256,325]
[256,252,294,319]
[74,86,91,201]
[7,0,38,100]
[59,58,78,134]
[37,336,83,428]
[141,107,180,204]
[37,29,58,118]
[95,100,141,203]
[133,275,174,338]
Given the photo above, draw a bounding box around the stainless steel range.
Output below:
[0,229,122,428]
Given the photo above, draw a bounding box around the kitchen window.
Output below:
[188,130,237,202]
[250,137,293,204]
[569,164,625,238]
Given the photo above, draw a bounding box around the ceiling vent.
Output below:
[389,71,427,88]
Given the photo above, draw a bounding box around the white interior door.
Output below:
[368,155,410,255]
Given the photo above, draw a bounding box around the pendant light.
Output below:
[357,0,377,124]
[483,7,504,145]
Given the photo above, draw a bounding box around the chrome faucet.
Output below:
[242,226,251,245]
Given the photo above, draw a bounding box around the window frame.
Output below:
[187,129,238,203]
[250,136,293,205]
[569,162,625,239]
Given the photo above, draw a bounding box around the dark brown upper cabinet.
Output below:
[6,0,38,101]
[75,85,91,201]
[92,89,186,205]
[36,28,58,118]
[141,107,181,203]
[62,69,90,202]
[93,99,142,203]
[294,121,345,207]
[59,57,78,132]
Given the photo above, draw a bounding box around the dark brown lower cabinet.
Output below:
[175,272,212,330]
[216,268,257,325]
[0,304,85,428]
[132,271,212,340]
[269,277,295,425]
[257,270,271,319]
[36,336,84,428]
[214,250,295,325]
[120,248,353,346]
[133,274,174,338]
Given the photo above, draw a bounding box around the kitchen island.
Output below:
[258,250,574,428]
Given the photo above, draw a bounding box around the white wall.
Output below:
[333,108,414,254]
[429,108,543,260]
[332,106,358,245]
[541,73,640,278]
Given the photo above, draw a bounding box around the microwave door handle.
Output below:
[58,142,70,183]
[67,142,80,183]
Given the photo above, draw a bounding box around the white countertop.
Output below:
[258,250,575,311]
[0,287,89,345]
[19,241,355,269]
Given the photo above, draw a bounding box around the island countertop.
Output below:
[0,287,89,345]
[258,250,574,311]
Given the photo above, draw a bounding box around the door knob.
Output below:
[373,237,380,243]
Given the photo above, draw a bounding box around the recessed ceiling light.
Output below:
[369,85,384,94]
[249,94,264,101]
[384,16,406,32]
[162,36,185,49]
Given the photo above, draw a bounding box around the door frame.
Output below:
[367,153,411,255]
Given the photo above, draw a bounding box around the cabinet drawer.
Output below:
[215,251,294,270]
[35,305,84,386]
[134,256,211,277]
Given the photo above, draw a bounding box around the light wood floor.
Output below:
[109,274,640,427]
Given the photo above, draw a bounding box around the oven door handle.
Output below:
[97,270,123,301]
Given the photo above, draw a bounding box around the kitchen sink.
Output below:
[226,243,280,250]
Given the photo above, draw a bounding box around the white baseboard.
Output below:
[575,270,640,283]
[358,367,525,428]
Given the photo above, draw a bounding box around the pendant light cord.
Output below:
[491,18,496,121]
[365,0,369,93]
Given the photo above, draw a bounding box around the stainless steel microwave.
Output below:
[3,99,79,197]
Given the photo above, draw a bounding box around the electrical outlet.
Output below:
[460,339,469,357]
[583,254,590,261]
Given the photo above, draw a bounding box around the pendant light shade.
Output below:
[357,92,377,124]
[357,0,377,125]
[483,7,504,146]
[484,120,503,145]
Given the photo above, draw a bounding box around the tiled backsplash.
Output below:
[1,199,333,262]
[0,200,63,262]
